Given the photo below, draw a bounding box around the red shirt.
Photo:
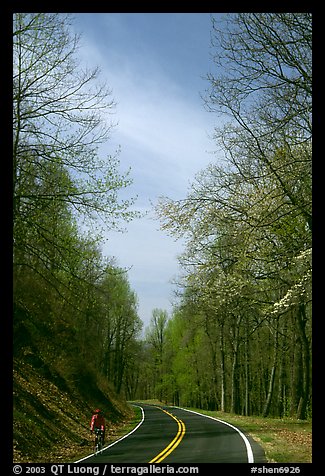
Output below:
[90,413,105,431]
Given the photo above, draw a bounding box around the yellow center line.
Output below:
[149,408,186,463]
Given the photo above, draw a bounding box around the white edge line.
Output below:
[174,406,255,463]
[74,404,145,463]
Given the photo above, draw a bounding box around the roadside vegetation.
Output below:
[13,358,137,463]
[188,408,312,463]
[13,13,312,462]
[13,14,142,462]
[130,401,312,463]
[152,13,312,421]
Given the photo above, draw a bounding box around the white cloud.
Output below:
[73,15,220,327]
[76,31,216,197]
[106,74,217,216]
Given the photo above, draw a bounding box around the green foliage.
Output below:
[13,14,143,459]
[153,13,312,419]
[13,14,313,456]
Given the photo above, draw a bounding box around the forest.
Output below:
[13,11,312,441]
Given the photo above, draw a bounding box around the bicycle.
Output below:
[93,428,105,455]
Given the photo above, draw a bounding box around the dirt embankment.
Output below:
[13,356,133,463]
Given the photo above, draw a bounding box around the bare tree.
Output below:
[13,13,137,233]
[155,13,312,418]
[206,13,311,141]
[146,309,169,401]
[205,13,312,231]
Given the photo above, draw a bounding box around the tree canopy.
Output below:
[153,13,312,419]
[13,13,141,402]
[13,13,312,428]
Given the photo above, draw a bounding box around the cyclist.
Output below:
[90,408,106,447]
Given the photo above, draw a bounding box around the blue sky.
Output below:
[72,13,222,329]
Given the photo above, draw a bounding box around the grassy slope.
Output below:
[186,408,312,463]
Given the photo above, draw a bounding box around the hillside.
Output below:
[13,355,134,463]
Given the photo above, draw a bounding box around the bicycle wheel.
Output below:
[94,434,99,455]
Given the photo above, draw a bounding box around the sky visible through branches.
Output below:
[72,13,220,328]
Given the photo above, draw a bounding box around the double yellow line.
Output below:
[149,408,186,463]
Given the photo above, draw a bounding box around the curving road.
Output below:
[76,403,266,463]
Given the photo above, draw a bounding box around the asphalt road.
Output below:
[76,403,266,464]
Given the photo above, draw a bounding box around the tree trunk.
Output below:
[277,319,287,418]
[262,320,279,417]
[219,325,226,412]
[244,320,250,416]
[296,302,311,420]
[230,315,242,414]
